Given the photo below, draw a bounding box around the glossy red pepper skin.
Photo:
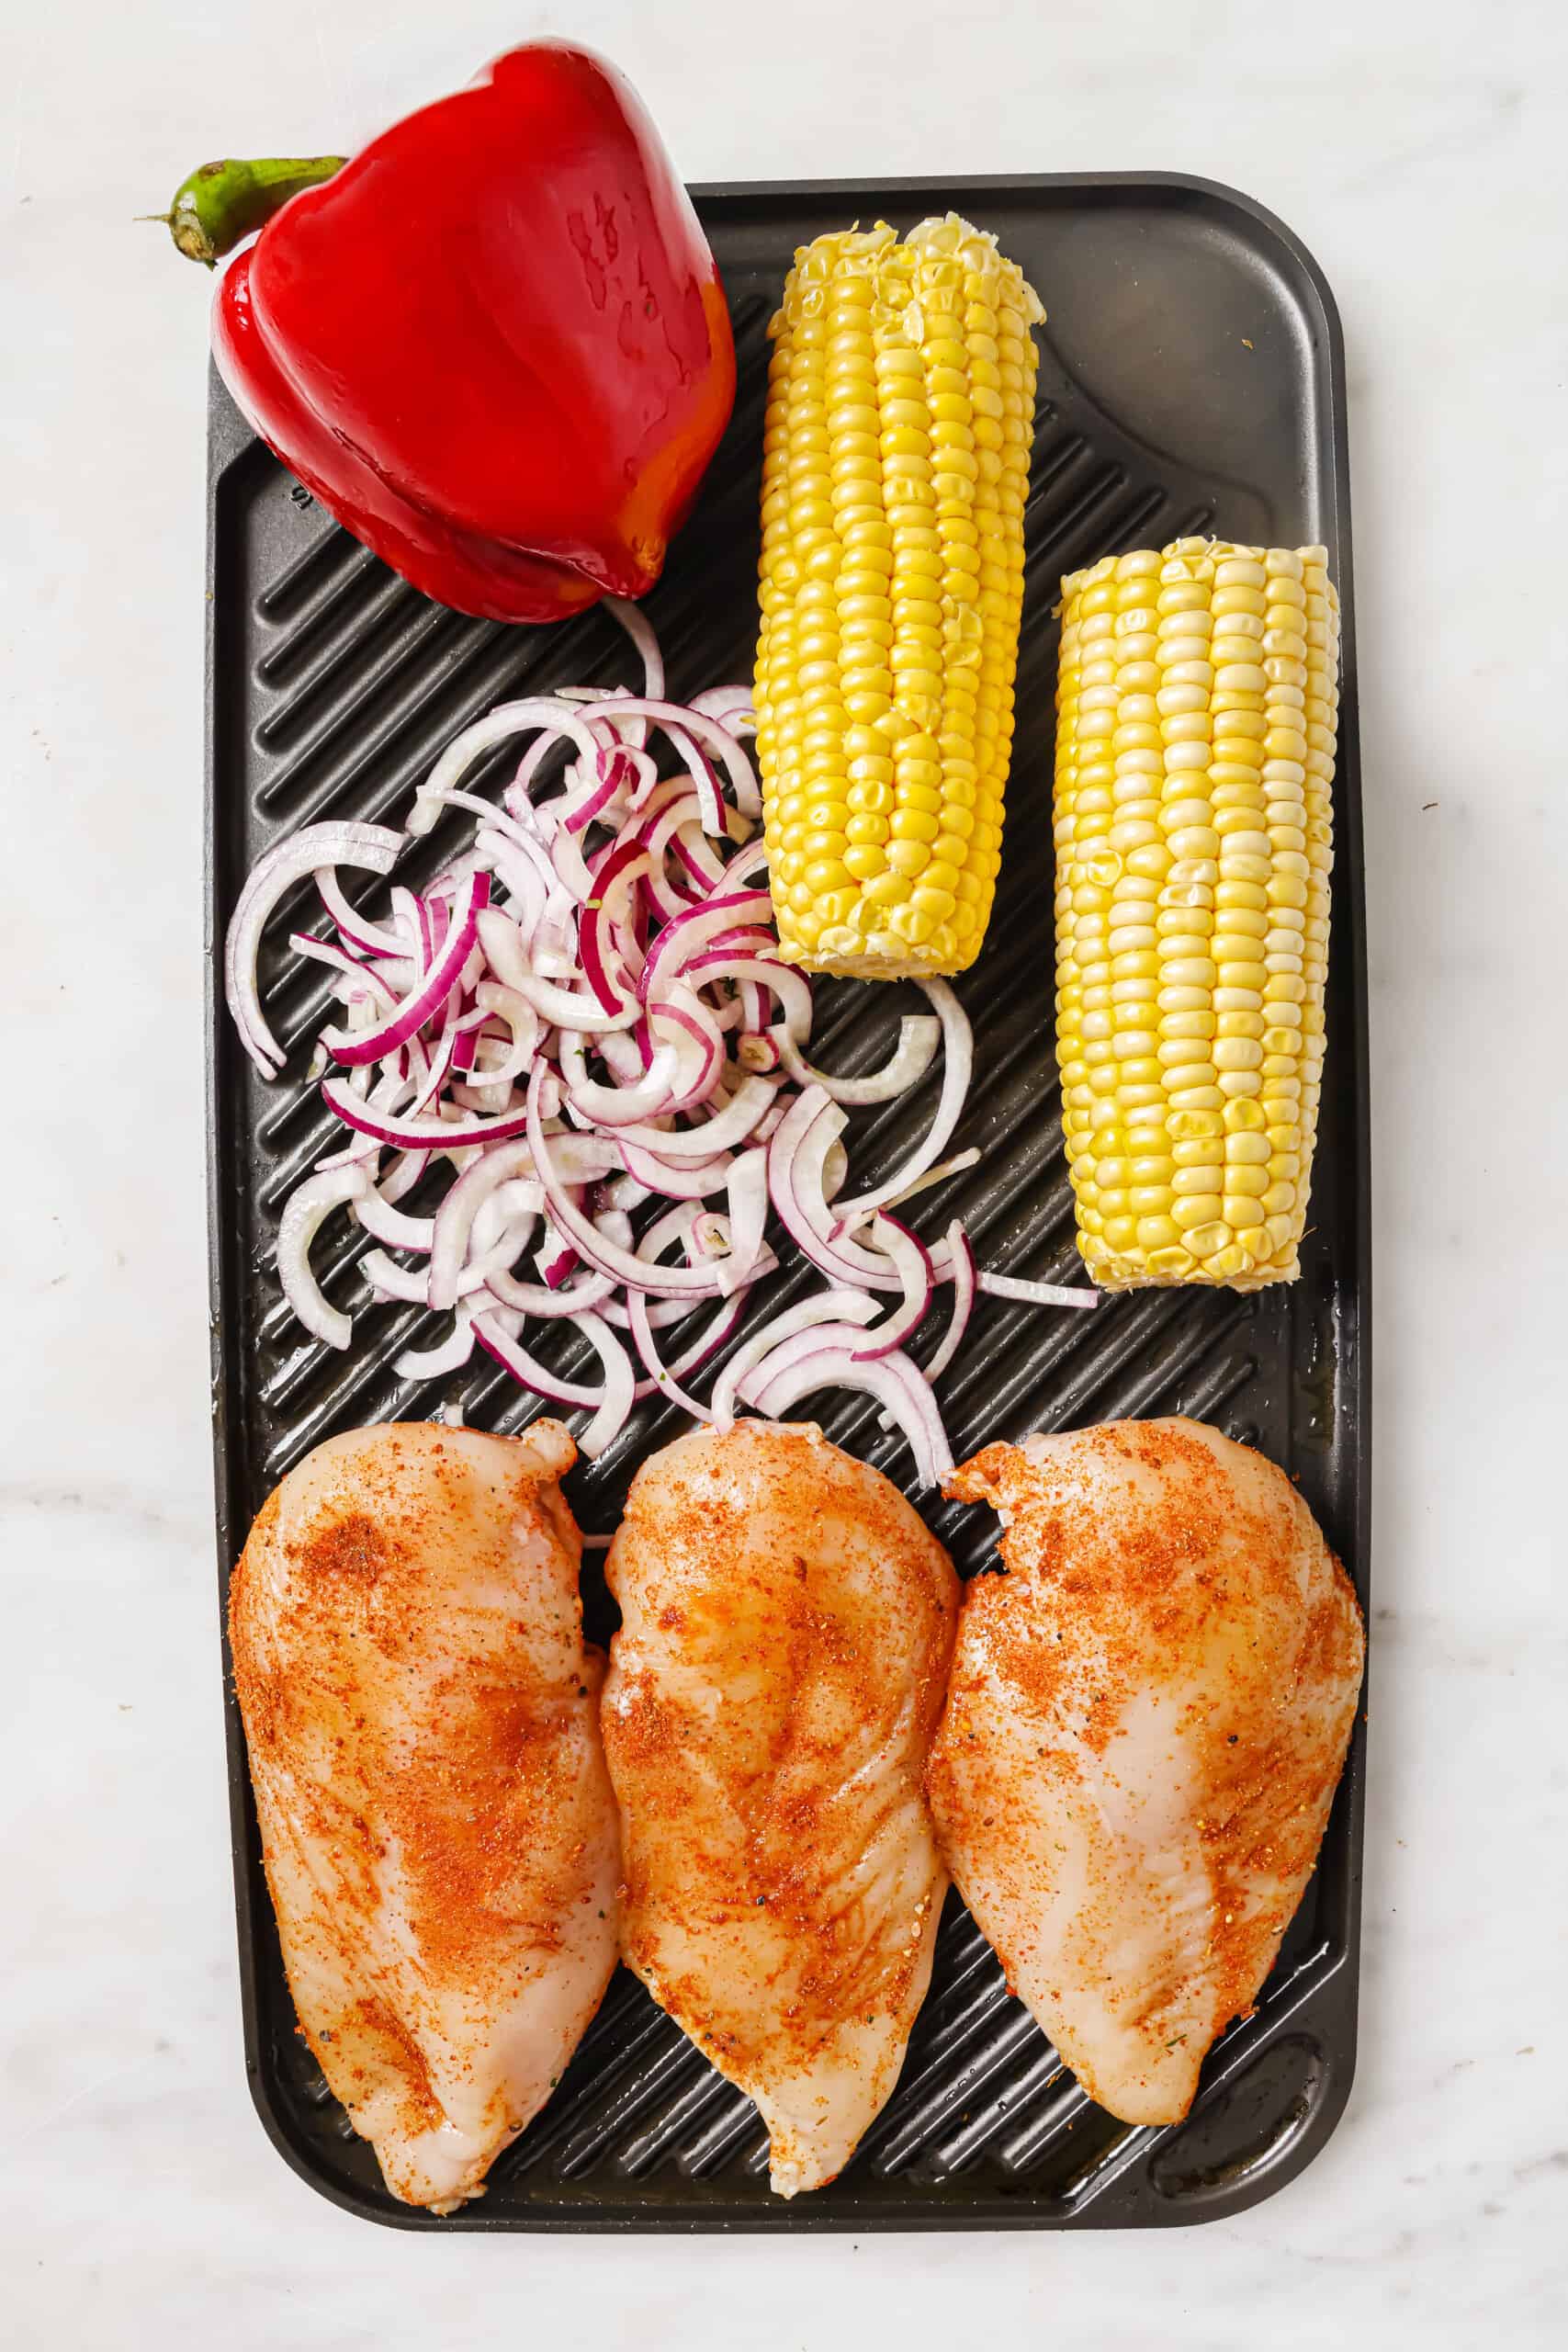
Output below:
[211,43,735,623]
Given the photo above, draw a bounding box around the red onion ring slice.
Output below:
[710,1292,881,1428]
[227,823,402,1076]
[977,1269,1100,1310]
[924,1222,977,1380]
[276,1165,370,1348]
[741,1345,953,1487]
[471,1309,635,1459]
[394,1307,479,1380]
[323,872,490,1068]
[829,978,973,1225]
[773,1014,940,1106]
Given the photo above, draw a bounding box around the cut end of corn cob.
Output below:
[1053,538,1340,1292]
[753,216,1043,980]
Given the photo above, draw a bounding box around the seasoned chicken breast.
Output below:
[229,1419,619,2211]
[602,1421,959,2195]
[928,1417,1364,2126]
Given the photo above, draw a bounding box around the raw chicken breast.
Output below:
[229,1419,619,2211]
[928,1417,1364,2126]
[602,1421,959,2195]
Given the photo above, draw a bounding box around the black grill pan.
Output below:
[206,172,1369,2230]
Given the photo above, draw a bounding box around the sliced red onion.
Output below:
[429,1139,537,1312]
[502,816,573,916]
[637,791,710,911]
[597,1028,649,1087]
[317,869,406,960]
[603,595,665,748]
[686,685,755,733]
[395,1307,478,1380]
[766,1089,903,1292]
[477,907,640,1033]
[407,698,599,837]
[626,1291,716,1424]
[378,1148,429,1206]
[432,789,543,847]
[546,1136,626,1185]
[721,1148,769,1294]
[557,698,761,827]
[687,1209,729,1262]
[849,1219,935,1361]
[628,1291,748,1401]
[670,821,730,894]
[476,829,550,938]
[403,1015,459,1121]
[525,1070,727,1295]
[549,822,595,906]
[617,1141,735,1200]
[225,613,1095,1460]
[559,1032,680,1125]
[649,1004,725,1115]
[707,834,769,894]
[595,1206,637,1258]
[738,1321,885,1408]
[486,1263,618,1317]
[741,1340,953,1487]
[390,886,428,983]
[314,1067,417,1171]
[323,872,490,1068]
[925,1222,976,1380]
[627,1197,774,1321]
[353,1189,434,1252]
[686,952,812,1039]
[276,1164,370,1347]
[291,933,400,1012]
[558,745,632,835]
[579,838,648,1012]
[600,1288,698,1332]
[830,978,974,1226]
[362,1239,521,1307]
[227,823,402,1076]
[609,1072,778,1164]
[773,1013,940,1105]
[848,1148,983,1223]
[471,1310,635,1458]
[977,1269,1100,1310]
[471,1177,544,1239]
[362,1250,439,1306]
[452,1079,517,1116]
[463,983,542,1091]
[535,1216,578,1289]
[323,1077,534,1149]
[637,889,773,1009]
[711,1292,881,1428]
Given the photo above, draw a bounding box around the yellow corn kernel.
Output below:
[756,215,1043,977]
[1053,537,1340,1290]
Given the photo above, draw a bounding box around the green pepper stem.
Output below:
[158,155,347,266]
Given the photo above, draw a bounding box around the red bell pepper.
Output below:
[193,43,735,623]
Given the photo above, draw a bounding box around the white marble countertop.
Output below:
[5,0,1565,2342]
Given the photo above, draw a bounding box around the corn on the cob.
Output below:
[1053,538,1340,1290]
[754,217,1043,979]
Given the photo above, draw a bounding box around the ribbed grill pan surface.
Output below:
[206,175,1369,2229]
